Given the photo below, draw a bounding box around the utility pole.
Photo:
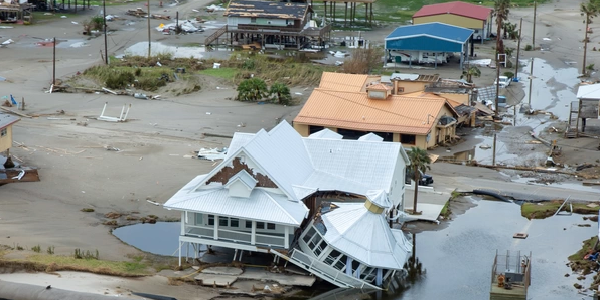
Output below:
[147,0,151,58]
[103,0,108,65]
[532,1,537,50]
[52,37,56,85]
[583,14,591,75]
[513,105,516,126]
[492,133,497,166]
[528,58,534,107]
[515,18,522,77]
[495,52,501,117]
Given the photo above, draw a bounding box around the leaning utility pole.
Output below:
[515,18,522,77]
[147,0,151,58]
[103,0,108,64]
[532,1,537,50]
[495,52,501,117]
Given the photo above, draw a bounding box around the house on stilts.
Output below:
[163,121,413,289]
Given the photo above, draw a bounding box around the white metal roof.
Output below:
[225,169,257,190]
[577,83,600,99]
[309,128,343,139]
[164,175,308,225]
[164,121,408,228]
[321,203,411,269]
[366,190,391,208]
[358,132,384,142]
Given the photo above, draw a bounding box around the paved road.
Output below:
[432,172,599,202]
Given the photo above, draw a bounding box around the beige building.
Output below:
[412,1,492,42]
[0,113,19,155]
[293,73,459,149]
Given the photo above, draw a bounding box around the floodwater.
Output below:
[115,199,597,300]
[113,222,180,256]
[519,58,580,121]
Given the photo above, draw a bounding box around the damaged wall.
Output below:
[206,157,277,188]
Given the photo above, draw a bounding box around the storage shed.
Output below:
[385,22,474,69]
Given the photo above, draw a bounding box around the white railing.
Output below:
[282,249,380,290]
[185,225,287,248]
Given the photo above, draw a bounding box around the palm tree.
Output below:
[269,82,292,105]
[581,0,600,75]
[461,66,481,83]
[236,78,268,102]
[494,0,510,59]
[408,147,431,215]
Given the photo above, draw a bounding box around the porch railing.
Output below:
[185,225,287,248]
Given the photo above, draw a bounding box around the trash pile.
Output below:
[205,4,226,12]
[156,20,204,34]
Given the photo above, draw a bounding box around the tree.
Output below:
[236,78,268,102]
[408,147,431,215]
[341,47,384,74]
[581,0,600,75]
[494,0,511,58]
[461,66,481,83]
[269,82,292,105]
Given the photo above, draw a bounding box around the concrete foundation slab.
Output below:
[238,268,316,287]
[194,274,238,287]
[202,266,244,276]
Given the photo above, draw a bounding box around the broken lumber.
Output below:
[0,106,32,118]
[102,87,118,95]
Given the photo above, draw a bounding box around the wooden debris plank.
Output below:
[0,106,32,118]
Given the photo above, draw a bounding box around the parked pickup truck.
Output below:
[494,76,511,88]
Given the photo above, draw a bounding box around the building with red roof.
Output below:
[412,1,492,43]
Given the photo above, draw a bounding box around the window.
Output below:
[251,18,256,24]
[400,134,416,145]
[0,128,6,137]
[256,222,265,229]
[309,125,325,134]
[397,87,405,93]
[208,215,214,226]
[194,213,203,225]
[231,218,240,227]
[267,223,276,230]
[219,216,229,227]
[246,221,252,228]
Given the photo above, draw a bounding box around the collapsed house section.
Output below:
[163,121,412,289]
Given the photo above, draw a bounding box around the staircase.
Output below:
[204,25,228,47]
[566,100,579,138]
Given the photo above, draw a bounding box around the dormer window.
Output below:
[366,83,392,100]
[225,170,258,198]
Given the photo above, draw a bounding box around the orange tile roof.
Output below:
[366,83,392,90]
[401,91,445,99]
[294,88,458,135]
[318,72,370,93]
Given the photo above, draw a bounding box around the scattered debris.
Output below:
[126,8,148,18]
[97,102,131,122]
[147,200,161,206]
[105,145,120,151]
[513,233,529,239]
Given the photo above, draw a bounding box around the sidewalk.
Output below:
[403,182,450,223]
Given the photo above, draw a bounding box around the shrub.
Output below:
[237,78,268,102]
[269,82,292,105]
[47,246,55,255]
[503,71,515,79]
[32,245,41,253]
[524,44,533,51]
[105,71,135,89]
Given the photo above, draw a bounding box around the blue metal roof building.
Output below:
[385,22,474,69]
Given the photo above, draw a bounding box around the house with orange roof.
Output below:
[293,79,459,149]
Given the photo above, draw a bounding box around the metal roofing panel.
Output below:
[385,22,474,45]
[308,128,343,139]
[321,203,411,269]
[577,83,600,99]
[318,72,370,93]
[413,1,492,21]
[303,138,401,193]
[0,113,19,129]
[357,132,383,142]
[293,88,448,135]
[224,0,309,20]
[164,186,307,225]
[240,121,315,200]
[225,132,256,160]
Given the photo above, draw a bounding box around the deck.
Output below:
[490,283,526,300]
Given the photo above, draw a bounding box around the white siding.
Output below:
[389,151,407,209]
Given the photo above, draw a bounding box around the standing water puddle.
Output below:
[113,222,180,256]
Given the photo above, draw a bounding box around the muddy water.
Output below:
[114,198,596,300]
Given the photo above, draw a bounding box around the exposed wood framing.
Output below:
[206,157,277,188]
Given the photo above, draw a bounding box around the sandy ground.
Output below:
[0,0,599,298]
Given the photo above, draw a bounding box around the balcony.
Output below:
[184,224,290,249]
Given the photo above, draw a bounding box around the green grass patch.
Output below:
[199,67,237,80]
[84,65,175,91]
[521,201,600,220]
[0,253,150,276]
[440,200,451,219]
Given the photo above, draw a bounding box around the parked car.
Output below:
[405,169,434,186]
[494,76,511,88]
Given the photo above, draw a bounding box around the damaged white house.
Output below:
[163,121,412,289]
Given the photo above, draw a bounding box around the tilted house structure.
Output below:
[163,121,412,289]
[412,1,492,42]
[206,0,330,49]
